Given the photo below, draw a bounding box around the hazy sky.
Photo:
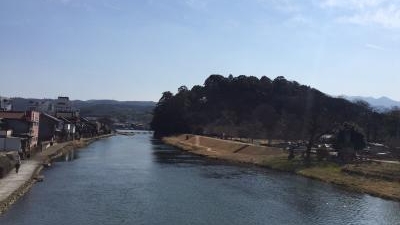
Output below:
[1,0,399,101]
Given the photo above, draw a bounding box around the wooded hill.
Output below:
[151,75,400,150]
[75,100,155,123]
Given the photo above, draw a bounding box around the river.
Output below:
[1,135,399,225]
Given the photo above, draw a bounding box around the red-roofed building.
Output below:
[0,111,40,157]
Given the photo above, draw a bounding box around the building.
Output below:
[77,117,98,138]
[39,113,63,143]
[0,97,12,111]
[55,97,74,112]
[29,99,55,114]
[0,111,40,154]
[54,96,80,118]
[29,96,79,117]
[0,130,22,152]
[55,111,80,120]
[59,117,76,141]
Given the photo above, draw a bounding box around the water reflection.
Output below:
[150,136,400,225]
[0,135,399,225]
[151,139,210,166]
[54,150,79,162]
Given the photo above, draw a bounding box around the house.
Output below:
[59,117,76,141]
[85,117,112,135]
[77,117,98,138]
[0,111,39,157]
[39,113,63,143]
[89,119,102,134]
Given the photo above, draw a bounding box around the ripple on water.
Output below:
[1,135,399,225]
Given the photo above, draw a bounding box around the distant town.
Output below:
[0,96,151,160]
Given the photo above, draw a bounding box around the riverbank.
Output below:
[164,134,400,201]
[37,134,114,164]
[0,134,114,215]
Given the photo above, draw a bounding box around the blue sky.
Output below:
[1,0,399,101]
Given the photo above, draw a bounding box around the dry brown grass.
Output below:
[164,134,400,201]
[299,166,400,200]
[343,162,400,182]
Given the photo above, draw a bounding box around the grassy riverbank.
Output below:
[164,134,400,201]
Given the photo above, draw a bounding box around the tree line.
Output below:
[151,75,400,158]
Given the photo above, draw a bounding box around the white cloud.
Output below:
[365,43,386,50]
[320,0,400,28]
[320,0,386,9]
[338,4,400,28]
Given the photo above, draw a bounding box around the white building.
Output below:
[29,96,79,116]
[29,99,55,114]
[55,96,74,112]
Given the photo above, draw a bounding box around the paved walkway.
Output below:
[0,142,70,206]
[0,159,40,203]
[0,135,113,212]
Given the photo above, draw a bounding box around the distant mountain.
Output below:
[341,95,400,110]
[11,97,39,111]
[11,98,156,110]
[76,100,156,124]
[73,99,156,108]
[10,97,156,124]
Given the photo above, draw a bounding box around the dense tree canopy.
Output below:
[333,122,367,161]
[151,75,399,155]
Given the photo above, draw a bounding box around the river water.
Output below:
[1,135,399,225]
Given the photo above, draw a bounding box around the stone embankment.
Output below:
[0,134,114,215]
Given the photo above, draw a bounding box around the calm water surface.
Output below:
[1,135,399,225]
